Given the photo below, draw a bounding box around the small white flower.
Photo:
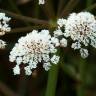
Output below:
[53,19,67,48]
[29,61,37,69]
[60,38,67,47]
[80,48,89,58]
[53,29,63,37]
[51,55,60,64]
[0,13,11,36]
[53,29,67,48]
[16,57,22,65]
[39,0,45,4]
[24,66,32,75]
[0,40,6,49]
[57,18,67,28]
[51,37,60,47]
[43,62,51,71]
[9,30,59,75]
[13,65,20,75]
[50,45,57,53]
[42,54,50,62]
[71,42,81,50]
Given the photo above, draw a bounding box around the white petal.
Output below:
[80,48,89,58]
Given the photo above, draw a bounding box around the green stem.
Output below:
[33,0,40,18]
[45,49,60,96]
[45,64,59,96]
[77,58,86,96]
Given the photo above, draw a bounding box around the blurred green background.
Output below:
[0,0,96,96]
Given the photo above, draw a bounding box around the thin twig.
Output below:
[60,0,79,17]
[0,81,19,96]
[57,0,65,16]
[60,0,75,17]
[6,25,50,34]
[41,0,55,19]
[77,59,87,96]
[0,9,50,26]
[34,0,40,18]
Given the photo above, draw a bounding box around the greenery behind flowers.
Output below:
[0,0,96,96]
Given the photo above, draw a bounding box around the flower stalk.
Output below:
[45,48,61,96]
[77,58,86,96]
[0,9,49,26]
[45,63,59,96]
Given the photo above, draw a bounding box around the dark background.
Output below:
[0,0,96,96]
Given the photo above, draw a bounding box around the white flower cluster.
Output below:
[57,18,67,28]
[0,13,11,36]
[53,19,67,48]
[0,13,11,49]
[0,40,6,49]
[57,12,96,58]
[9,30,60,75]
[39,0,45,4]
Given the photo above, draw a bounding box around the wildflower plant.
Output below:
[0,0,96,96]
[9,30,60,75]
[39,0,45,4]
[56,12,96,58]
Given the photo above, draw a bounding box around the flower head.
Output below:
[53,30,68,48]
[0,13,11,36]
[39,0,45,4]
[9,30,60,75]
[57,12,96,58]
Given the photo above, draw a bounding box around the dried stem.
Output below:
[60,0,79,17]
[6,25,50,34]
[0,81,19,96]
[45,49,60,96]
[40,0,55,19]
[0,9,50,26]
[57,0,65,16]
